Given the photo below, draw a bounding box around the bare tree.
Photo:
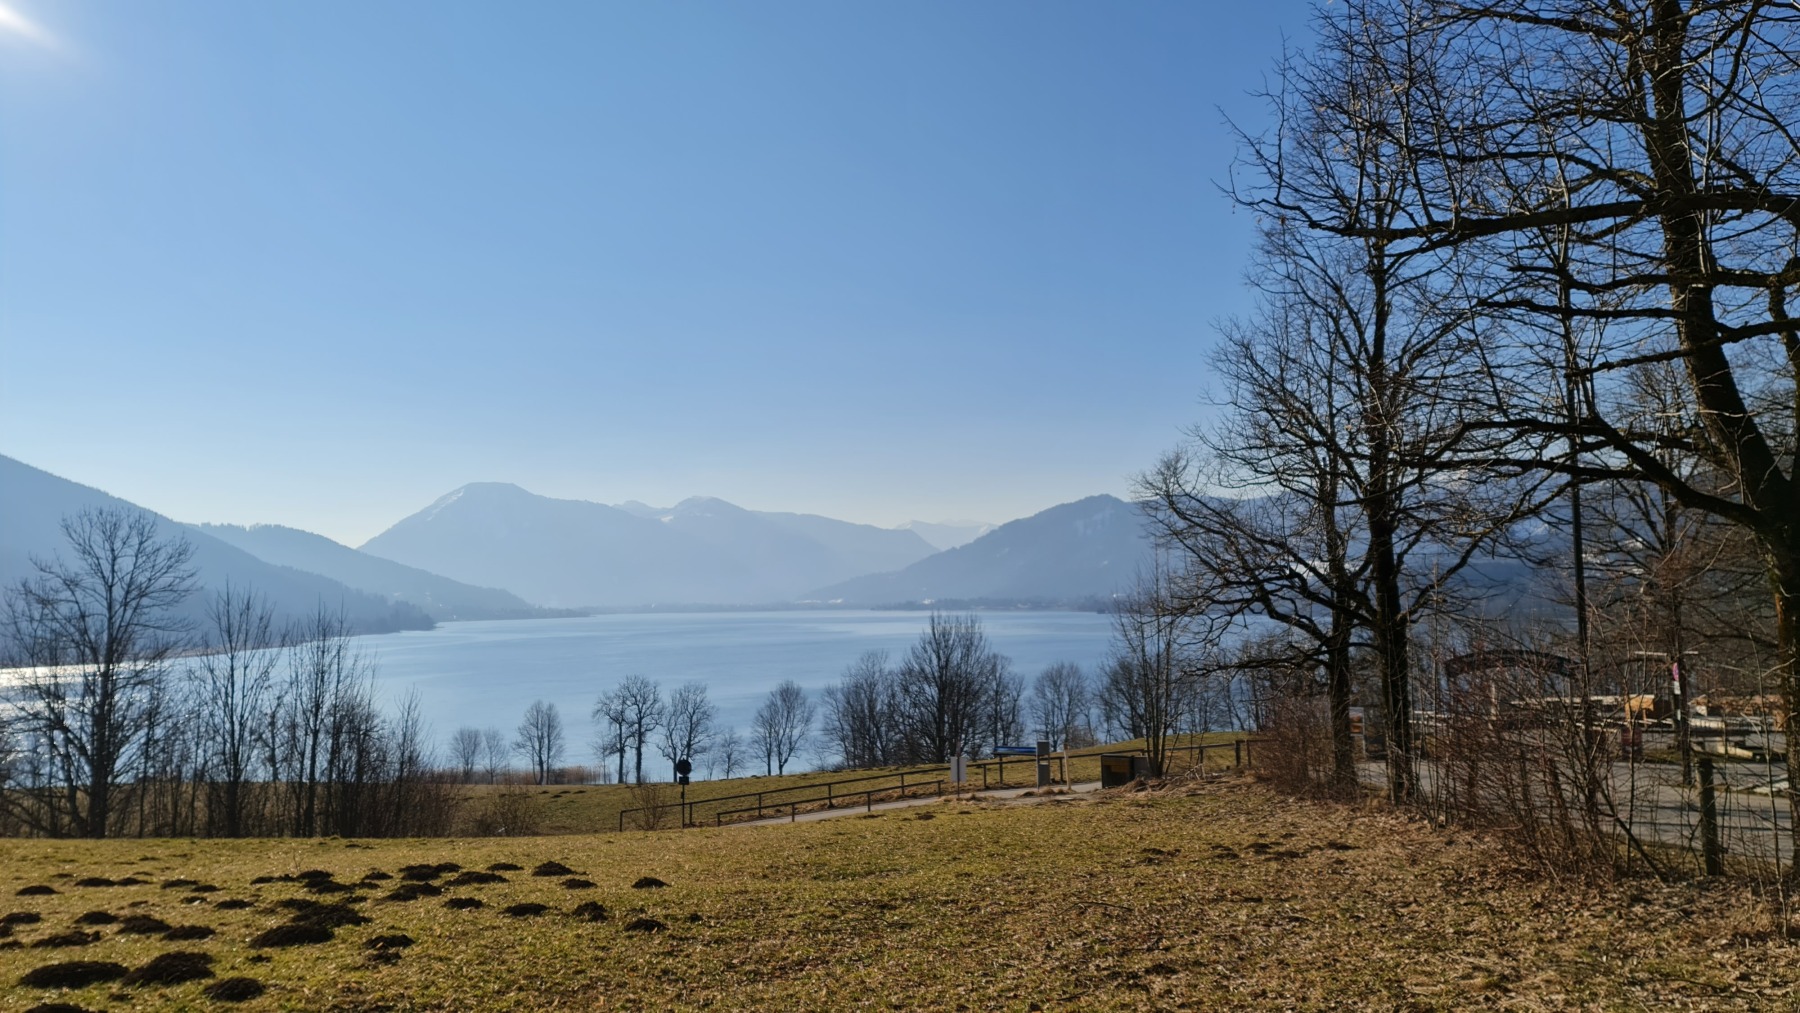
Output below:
[1249,0,1800,836]
[191,583,280,836]
[1,509,197,838]
[615,675,663,783]
[274,604,371,837]
[1103,564,1204,776]
[754,680,814,776]
[1031,662,1088,751]
[449,727,484,784]
[981,658,1026,755]
[716,727,744,779]
[823,650,901,768]
[656,681,715,780]
[895,612,1000,763]
[590,688,629,785]
[480,727,508,784]
[513,700,565,785]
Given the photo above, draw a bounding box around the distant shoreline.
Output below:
[543,597,1117,618]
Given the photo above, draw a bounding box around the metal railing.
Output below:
[714,778,948,825]
[615,736,1258,831]
[618,766,952,831]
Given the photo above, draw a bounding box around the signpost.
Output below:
[675,758,692,827]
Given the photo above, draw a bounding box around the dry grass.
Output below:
[3,773,1790,1010]
[490,734,1243,834]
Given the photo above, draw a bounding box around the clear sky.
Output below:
[0,0,1315,546]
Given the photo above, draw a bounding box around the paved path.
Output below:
[729,781,1104,828]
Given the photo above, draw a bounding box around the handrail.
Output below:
[616,735,1258,830]
[714,778,947,825]
[617,765,952,831]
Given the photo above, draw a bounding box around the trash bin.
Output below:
[1099,753,1137,788]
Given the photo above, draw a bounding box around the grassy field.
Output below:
[5,772,1791,1011]
[491,735,1245,834]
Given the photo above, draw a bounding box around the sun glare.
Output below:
[0,1,57,50]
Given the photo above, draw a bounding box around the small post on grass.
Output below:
[1698,756,1723,876]
[675,757,692,828]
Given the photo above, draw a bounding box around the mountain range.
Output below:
[813,495,1149,605]
[3,453,1155,618]
[195,522,545,621]
[0,454,434,635]
[357,484,947,607]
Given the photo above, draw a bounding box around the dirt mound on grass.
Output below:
[122,950,215,985]
[445,871,507,886]
[18,960,127,988]
[531,861,575,877]
[570,902,607,922]
[283,902,369,929]
[249,923,333,948]
[116,915,170,935]
[202,977,266,1002]
[30,931,98,948]
[398,863,460,881]
[382,882,442,902]
[631,877,668,889]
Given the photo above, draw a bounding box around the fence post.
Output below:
[1234,740,1242,767]
[1698,756,1723,876]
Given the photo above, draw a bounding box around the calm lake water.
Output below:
[356,610,1116,765]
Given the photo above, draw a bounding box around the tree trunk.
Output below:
[1370,511,1415,804]
[1326,612,1356,792]
[1774,555,1800,873]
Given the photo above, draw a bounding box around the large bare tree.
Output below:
[895,612,1001,763]
[656,681,716,780]
[1,509,196,838]
[753,680,814,776]
[1259,0,1800,840]
[513,700,566,785]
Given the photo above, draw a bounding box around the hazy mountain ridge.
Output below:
[194,522,551,621]
[0,454,434,635]
[813,495,1153,605]
[358,483,939,608]
[895,519,996,551]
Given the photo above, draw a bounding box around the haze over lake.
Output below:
[358,610,1116,772]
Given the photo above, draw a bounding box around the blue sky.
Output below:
[0,1,1314,546]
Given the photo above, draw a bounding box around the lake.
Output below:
[356,609,1117,766]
